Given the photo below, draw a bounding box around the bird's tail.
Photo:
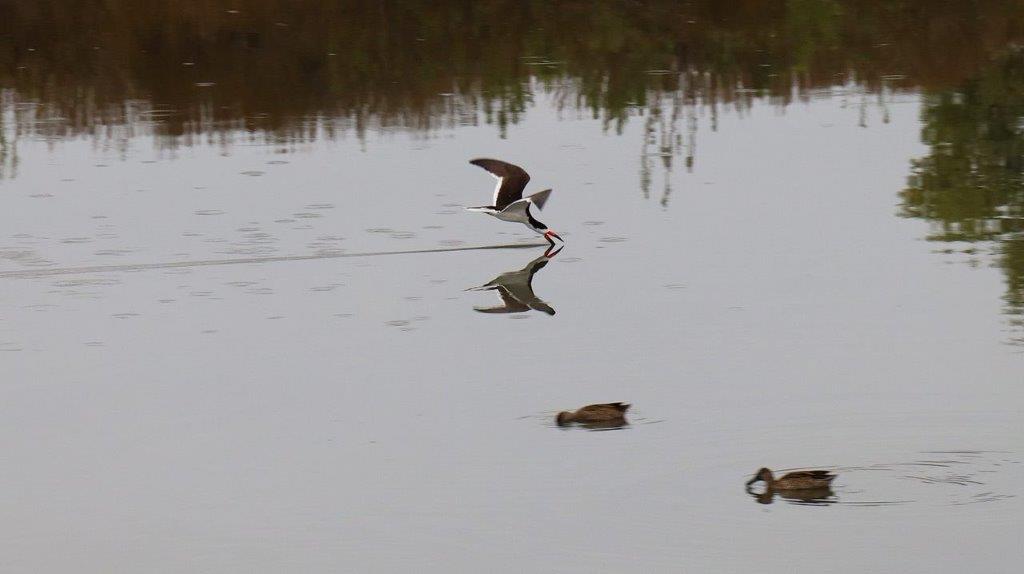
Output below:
[526,189,552,210]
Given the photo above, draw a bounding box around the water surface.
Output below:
[1,2,1022,572]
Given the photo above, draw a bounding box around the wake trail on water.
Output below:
[0,242,547,279]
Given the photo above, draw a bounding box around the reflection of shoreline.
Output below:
[1,0,1020,158]
[899,50,1024,344]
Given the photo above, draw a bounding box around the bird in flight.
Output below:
[465,158,563,251]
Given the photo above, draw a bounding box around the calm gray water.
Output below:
[2,91,1020,573]
[2,2,1023,570]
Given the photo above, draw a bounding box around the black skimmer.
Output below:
[466,158,563,251]
[468,247,561,315]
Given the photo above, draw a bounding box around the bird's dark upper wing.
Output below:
[470,158,530,210]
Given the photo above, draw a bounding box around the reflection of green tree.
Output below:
[1,0,1022,144]
[899,50,1024,338]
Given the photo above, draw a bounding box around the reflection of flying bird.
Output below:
[465,158,563,249]
[469,249,560,315]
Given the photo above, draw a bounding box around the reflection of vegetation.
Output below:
[900,50,1024,342]
[0,91,17,179]
[2,0,1023,148]
[2,3,1024,326]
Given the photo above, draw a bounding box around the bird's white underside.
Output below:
[468,170,548,236]
[465,199,542,234]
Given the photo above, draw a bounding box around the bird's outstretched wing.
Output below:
[526,188,552,210]
[473,287,530,313]
[470,158,531,210]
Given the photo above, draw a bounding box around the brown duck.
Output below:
[556,403,630,427]
[745,467,836,490]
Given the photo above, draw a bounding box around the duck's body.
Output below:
[556,402,630,426]
[745,467,836,490]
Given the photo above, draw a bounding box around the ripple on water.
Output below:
[754,451,1023,508]
[310,284,345,292]
[52,277,119,288]
[385,319,417,331]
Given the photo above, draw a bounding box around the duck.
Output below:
[745,467,836,490]
[556,403,630,427]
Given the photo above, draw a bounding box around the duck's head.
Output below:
[746,467,774,486]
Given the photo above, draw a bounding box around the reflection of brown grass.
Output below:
[1,0,1023,142]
